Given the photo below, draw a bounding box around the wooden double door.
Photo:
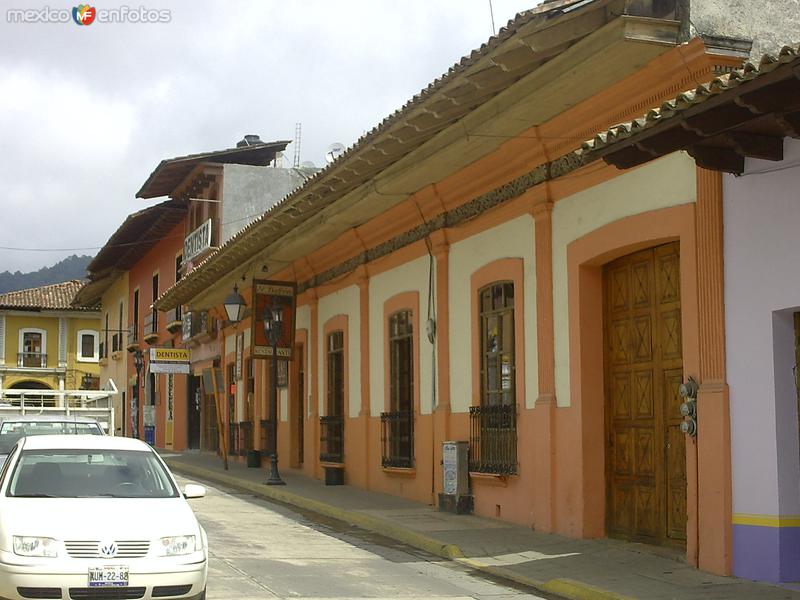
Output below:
[604,242,687,547]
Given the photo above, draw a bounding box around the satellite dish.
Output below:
[324,142,346,164]
[301,160,316,169]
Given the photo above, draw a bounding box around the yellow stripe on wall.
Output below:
[732,514,800,528]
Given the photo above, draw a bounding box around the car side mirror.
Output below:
[183,484,206,499]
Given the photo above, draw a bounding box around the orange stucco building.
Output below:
[151,1,758,578]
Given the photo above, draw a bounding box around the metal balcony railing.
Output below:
[320,415,344,464]
[239,421,253,453]
[260,419,271,453]
[17,352,46,368]
[144,311,158,339]
[380,410,414,468]
[468,404,518,475]
[228,422,240,456]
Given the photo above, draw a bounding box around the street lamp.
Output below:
[224,284,246,323]
[132,349,144,440]
[263,304,285,486]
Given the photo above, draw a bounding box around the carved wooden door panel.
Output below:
[604,242,686,547]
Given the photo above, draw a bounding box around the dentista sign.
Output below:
[184,219,213,262]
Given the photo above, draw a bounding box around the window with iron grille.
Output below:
[382,310,414,468]
[470,281,518,474]
[321,331,344,463]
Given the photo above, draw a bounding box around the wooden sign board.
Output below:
[251,280,297,360]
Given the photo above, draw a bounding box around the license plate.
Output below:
[88,565,129,587]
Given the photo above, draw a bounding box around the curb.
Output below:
[167,460,633,600]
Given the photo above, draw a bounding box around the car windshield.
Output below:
[7,449,179,499]
[0,421,102,437]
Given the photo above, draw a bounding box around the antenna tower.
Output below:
[293,122,302,168]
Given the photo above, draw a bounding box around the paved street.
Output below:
[177,476,550,600]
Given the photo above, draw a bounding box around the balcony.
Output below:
[380,410,414,469]
[111,333,123,360]
[181,310,215,345]
[468,404,518,475]
[165,307,183,334]
[17,352,46,368]
[143,311,159,344]
[126,327,140,352]
[320,415,344,464]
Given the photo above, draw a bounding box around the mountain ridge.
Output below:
[0,255,93,294]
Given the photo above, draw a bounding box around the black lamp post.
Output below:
[263,304,286,485]
[132,349,144,439]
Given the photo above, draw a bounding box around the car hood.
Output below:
[0,497,200,544]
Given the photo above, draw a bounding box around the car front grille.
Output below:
[17,588,62,599]
[68,589,145,600]
[152,585,193,598]
[64,540,150,559]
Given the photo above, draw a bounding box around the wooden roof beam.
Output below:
[724,132,784,162]
[687,146,744,174]
[775,111,800,138]
[681,103,754,136]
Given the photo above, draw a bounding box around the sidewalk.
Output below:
[162,452,799,600]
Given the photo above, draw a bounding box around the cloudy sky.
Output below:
[0,0,540,273]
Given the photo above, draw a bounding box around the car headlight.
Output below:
[158,535,196,556]
[13,536,58,557]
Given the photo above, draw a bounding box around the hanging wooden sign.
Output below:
[251,280,297,360]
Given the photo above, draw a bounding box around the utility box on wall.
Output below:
[438,441,473,514]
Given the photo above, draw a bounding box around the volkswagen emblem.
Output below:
[98,540,118,558]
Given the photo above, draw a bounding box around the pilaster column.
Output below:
[309,292,321,479]
[695,167,732,575]
[358,270,371,489]
[431,231,450,499]
[58,317,67,368]
[532,200,557,532]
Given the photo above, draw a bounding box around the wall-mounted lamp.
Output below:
[224,284,246,323]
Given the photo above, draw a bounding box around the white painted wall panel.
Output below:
[551,152,696,407]
[317,285,361,418]
[448,215,537,413]
[724,138,800,516]
[368,255,435,416]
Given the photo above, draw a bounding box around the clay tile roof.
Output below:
[0,280,96,311]
[581,43,800,155]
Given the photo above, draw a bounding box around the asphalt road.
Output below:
[176,475,551,600]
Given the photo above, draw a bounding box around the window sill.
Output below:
[111,351,123,361]
[469,471,511,487]
[382,466,416,477]
[99,357,109,367]
[76,357,100,364]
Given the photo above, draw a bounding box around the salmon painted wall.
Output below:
[127,218,187,449]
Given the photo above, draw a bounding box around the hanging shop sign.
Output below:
[149,347,191,374]
[184,218,213,262]
[251,280,297,360]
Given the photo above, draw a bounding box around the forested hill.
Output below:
[0,255,93,294]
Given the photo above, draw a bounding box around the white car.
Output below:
[0,435,207,599]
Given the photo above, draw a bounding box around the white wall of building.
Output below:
[448,214,537,413]
[724,138,800,517]
[368,255,435,416]
[317,285,361,418]
[551,152,697,407]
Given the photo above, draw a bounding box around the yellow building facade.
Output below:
[0,280,101,398]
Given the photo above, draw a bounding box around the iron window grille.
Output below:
[320,331,345,463]
[470,281,518,474]
[381,309,415,468]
